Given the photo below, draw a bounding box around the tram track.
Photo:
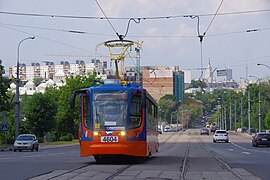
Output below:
[31,131,190,180]
[180,140,190,180]
[196,132,244,180]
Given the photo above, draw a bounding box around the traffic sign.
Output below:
[2,125,8,132]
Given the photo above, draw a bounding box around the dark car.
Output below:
[252,132,270,147]
[200,128,209,135]
[13,134,39,152]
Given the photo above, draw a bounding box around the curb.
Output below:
[0,147,13,152]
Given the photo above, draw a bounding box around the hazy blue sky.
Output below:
[1,0,270,81]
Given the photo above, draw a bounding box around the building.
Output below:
[136,66,185,102]
[8,59,108,82]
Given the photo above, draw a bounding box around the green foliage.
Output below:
[189,80,207,89]
[33,77,43,87]
[0,60,12,111]
[158,94,180,123]
[265,112,270,130]
[0,110,15,144]
[55,73,100,137]
[22,92,58,137]
[59,133,73,141]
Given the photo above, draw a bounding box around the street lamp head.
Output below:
[30,36,35,39]
[257,63,261,66]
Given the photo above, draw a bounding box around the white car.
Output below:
[213,130,229,143]
[164,126,171,132]
[14,134,39,152]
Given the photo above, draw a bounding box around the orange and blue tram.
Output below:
[71,79,159,162]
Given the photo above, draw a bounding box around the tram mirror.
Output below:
[70,90,87,109]
[70,92,77,109]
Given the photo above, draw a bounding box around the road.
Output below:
[0,129,267,179]
[0,145,90,180]
[200,131,270,180]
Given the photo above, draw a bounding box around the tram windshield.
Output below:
[92,90,128,130]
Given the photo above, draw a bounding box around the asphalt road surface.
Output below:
[0,129,267,179]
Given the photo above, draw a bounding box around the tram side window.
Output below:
[146,98,153,129]
[83,95,91,128]
[129,95,142,129]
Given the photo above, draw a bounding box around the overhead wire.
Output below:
[204,0,224,36]
[189,0,224,80]
[0,24,100,54]
[0,8,270,20]
[2,21,269,39]
[94,0,120,39]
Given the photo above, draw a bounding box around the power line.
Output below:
[204,0,224,35]
[0,24,98,54]
[2,21,270,38]
[94,0,120,39]
[0,8,270,20]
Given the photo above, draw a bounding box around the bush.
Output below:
[59,133,73,141]
[37,137,44,143]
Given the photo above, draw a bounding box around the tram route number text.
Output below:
[101,136,118,142]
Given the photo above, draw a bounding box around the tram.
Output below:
[71,79,159,162]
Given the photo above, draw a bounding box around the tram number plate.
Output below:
[101,136,118,142]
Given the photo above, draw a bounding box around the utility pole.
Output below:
[241,96,243,133]
[224,106,227,130]
[259,89,261,132]
[234,99,237,132]
[221,107,224,129]
[249,75,262,133]
[229,96,232,130]
[248,87,251,134]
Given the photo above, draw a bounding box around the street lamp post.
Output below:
[249,75,262,132]
[257,63,270,70]
[240,77,251,134]
[15,36,35,139]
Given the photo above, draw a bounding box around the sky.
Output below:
[0,0,270,81]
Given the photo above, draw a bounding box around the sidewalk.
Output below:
[0,145,13,151]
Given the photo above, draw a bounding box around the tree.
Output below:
[55,73,100,138]
[22,92,58,138]
[159,94,180,124]
[0,60,12,111]
[189,80,207,92]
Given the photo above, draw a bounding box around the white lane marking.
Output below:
[47,152,65,156]
[242,152,251,155]
[0,157,12,160]
[228,149,234,151]
[22,154,44,158]
[231,142,270,154]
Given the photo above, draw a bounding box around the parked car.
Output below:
[13,134,39,152]
[164,126,171,132]
[200,128,209,135]
[213,130,229,143]
[252,132,270,147]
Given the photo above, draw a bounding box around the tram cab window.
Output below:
[129,95,142,129]
[92,90,128,130]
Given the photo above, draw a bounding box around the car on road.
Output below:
[13,134,39,152]
[252,132,270,147]
[213,130,229,143]
[200,128,209,135]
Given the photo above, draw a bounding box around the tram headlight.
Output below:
[120,131,126,136]
[93,131,99,136]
